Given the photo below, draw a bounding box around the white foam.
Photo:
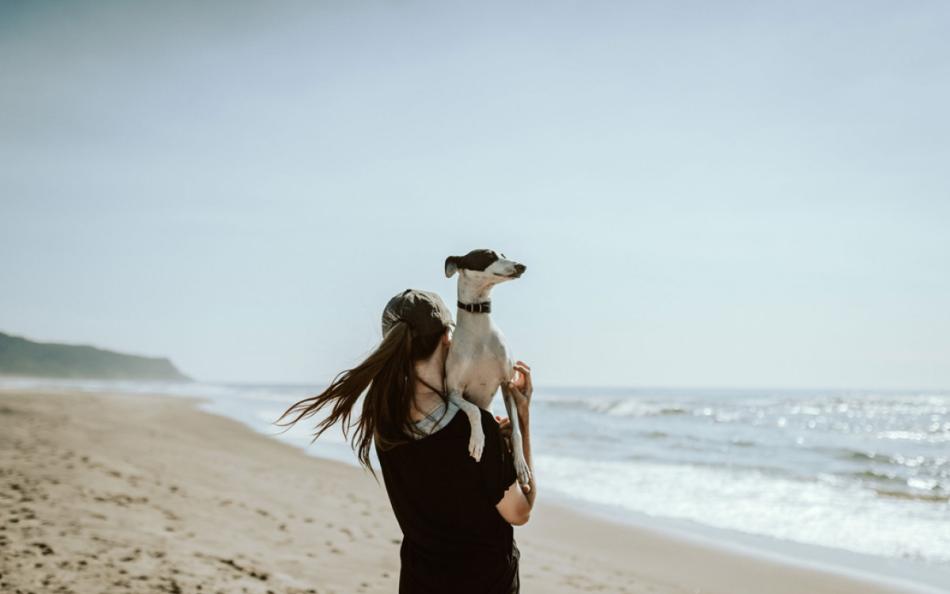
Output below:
[536,454,950,563]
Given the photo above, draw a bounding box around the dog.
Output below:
[444,248,531,487]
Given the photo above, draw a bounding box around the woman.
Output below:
[277,288,536,594]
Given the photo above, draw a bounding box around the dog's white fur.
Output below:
[445,252,531,486]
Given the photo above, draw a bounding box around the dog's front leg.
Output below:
[503,387,532,486]
[448,389,485,462]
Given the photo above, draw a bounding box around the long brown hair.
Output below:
[275,320,447,472]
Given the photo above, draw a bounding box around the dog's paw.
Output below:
[514,458,532,486]
[468,427,485,462]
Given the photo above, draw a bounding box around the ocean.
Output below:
[4,378,948,588]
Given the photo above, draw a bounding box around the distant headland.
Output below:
[0,331,191,381]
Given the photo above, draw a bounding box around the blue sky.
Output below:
[2,1,948,388]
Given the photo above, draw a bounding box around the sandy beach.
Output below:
[0,389,938,594]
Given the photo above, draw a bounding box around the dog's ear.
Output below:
[444,256,460,278]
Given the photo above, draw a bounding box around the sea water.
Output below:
[4,378,948,585]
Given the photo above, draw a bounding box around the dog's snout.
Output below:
[514,264,526,274]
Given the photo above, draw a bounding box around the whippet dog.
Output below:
[444,249,531,486]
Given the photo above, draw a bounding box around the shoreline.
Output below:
[1,388,946,593]
[177,383,950,592]
[537,494,950,594]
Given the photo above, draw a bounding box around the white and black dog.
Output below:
[444,249,531,486]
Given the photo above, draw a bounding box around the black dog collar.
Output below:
[458,300,491,314]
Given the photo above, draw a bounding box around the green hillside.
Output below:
[0,331,191,381]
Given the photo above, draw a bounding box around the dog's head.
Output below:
[444,249,526,285]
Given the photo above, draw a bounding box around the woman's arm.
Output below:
[496,362,535,525]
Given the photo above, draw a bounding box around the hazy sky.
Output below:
[2,1,948,389]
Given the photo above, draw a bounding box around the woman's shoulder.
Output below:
[445,406,501,440]
[379,405,501,455]
[411,406,502,447]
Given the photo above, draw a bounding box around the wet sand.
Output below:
[0,389,935,593]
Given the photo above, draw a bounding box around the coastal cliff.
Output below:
[0,331,191,381]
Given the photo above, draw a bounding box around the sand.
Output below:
[0,389,936,594]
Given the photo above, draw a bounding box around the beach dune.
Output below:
[0,390,933,593]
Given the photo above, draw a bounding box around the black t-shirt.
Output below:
[377,407,519,594]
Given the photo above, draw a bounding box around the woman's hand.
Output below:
[498,360,537,511]
[506,361,532,422]
[495,416,513,452]
[497,360,532,448]
[500,361,532,437]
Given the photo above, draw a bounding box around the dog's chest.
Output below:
[446,328,511,406]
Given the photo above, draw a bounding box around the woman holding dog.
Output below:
[277,289,535,594]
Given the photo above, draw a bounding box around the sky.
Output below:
[1,0,948,389]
